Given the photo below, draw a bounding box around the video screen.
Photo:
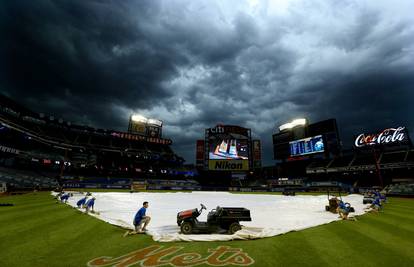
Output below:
[289,135,324,156]
[209,139,249,160]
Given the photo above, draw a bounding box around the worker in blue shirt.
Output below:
[371,197,382,212]
[85,197,96,213]
[380,193,387,203]
[373,190,387,203]
[133,201,151,233]
[77,195,88,208]
[55,191,64,201]
[60,193,71,203]
[337,200,350,220]
[377,191,387,203]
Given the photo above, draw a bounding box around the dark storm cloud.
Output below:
[1,0,182,127]
[1,0,413,164]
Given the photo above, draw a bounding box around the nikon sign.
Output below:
[209,160,249,171]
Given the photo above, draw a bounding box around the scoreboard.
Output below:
[289,135,324,156]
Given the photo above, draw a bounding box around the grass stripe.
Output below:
[1,192,413,267]
[340,219,414,263]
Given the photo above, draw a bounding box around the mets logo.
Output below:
[87,245,255,267]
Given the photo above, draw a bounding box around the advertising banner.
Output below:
[196,140,205,164]
[0,145,20,154]
[252,140,261,168]
[132,181,147,191]
[354,126,410,148]
[208,160,249,171]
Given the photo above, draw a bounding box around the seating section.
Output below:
[307,158,332,169]
[406,150,414,162]
[381,152,407,164]
[0,94,182,167]
[0,167,58,189]
[384,184,414,195]
[351,154,376,166]
[329,155,354,167]
[0,95,185,182]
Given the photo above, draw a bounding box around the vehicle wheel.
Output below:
[180,222,193,234]
[228,222,241,234]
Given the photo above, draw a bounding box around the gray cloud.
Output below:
[1,0,413,164]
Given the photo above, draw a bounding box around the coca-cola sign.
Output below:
[355,127,409,147]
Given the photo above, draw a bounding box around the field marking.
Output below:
[87,245,254,267]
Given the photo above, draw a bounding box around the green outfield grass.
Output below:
[0,192,413,267]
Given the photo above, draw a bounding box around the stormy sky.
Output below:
[1,0,413,165]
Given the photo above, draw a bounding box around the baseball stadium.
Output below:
[1,1,414,267]
[1,93,413,267]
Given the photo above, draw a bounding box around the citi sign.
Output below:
[209,126,225,134]
[355,127,407,147]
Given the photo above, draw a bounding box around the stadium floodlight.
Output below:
[147,118,163,126]
[131,114,148,123]
[279,118,307,131]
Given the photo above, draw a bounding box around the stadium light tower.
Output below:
[128,114,163,138]
[128,114,147,135]
[147,118,163,127]
[131,114,148,123]
[279,118,307,132]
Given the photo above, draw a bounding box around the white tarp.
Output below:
[59,191,368,242]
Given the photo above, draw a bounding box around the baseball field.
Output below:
[0,191,413,267]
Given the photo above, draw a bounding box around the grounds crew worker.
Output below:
[337,200,350,220]
[77,195,89,209]
[133,201,151,233]
[85,197,96,213]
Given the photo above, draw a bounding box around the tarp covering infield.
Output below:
[59,191,368,242]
